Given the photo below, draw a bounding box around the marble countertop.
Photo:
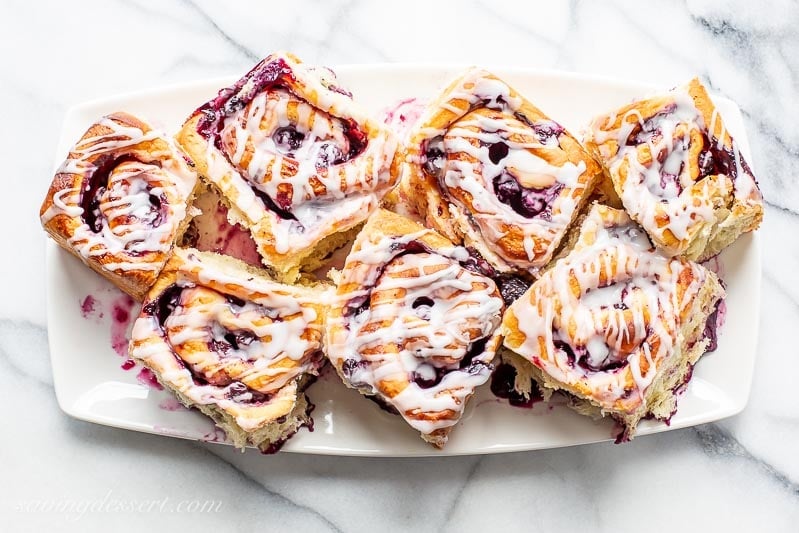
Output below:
[4,0,798,530]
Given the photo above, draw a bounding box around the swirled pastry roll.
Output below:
[326,209,505,448]
[397,68,602,276]
[176,52,398,282]
[129,248,326,452]
[40,112,199,299]
[501,204,725,440]
[584,78,763,260]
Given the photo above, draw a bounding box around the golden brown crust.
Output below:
[397,68,602,275]
[41,112,198,300]
[585,78,763,260]
[175,52,398,283]
[130,248,327,450]
[326,209,504,448]
[501,204,725,436]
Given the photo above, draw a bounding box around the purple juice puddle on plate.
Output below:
[79,295,101,319]
[701,255,725,278]
[381,97,426,138]
[136,368,163,390]
[158,397,187,412]
[201,426,228,443]
[110,294,137,357]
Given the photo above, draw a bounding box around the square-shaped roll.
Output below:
[584,78,763,260]
[396,68,602,276]
[326,209,505,448]
[129,248,327,452]
[40,112,199,300]
[501,204,725,440]
[176,52,398,283]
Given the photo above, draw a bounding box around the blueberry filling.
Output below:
[614,286,630,310]
[81,154,125,232]
[408,337,491,390]
[225,294,247,309]
[144,284,274,404]
[145,284,184,328]
[315,142,345,168]
[211,330,258,354]
[196,57,294,138]
[242,117,365,216]
[272,125,306,153]
[411,363,439,389]
[703,299,723,352]
[626,106,754,188]
[344,241,497,319]
[488,141,509,164]
[553,337,627,372]
[271,126,350,170]
[342,295,370,320]
[531,120,565,145]
[412,296,435,309]
[553,339,582,368]
[493,172,563,219]
[80,155,166,234]
[578,351,627,372]
[251,187,298,221]
[260,437,288,455]
[226,381,271,404]
[340,358,369,387]
[194,56,368,224]
[85,185,106,232]
[511,112,564,146]
[459,337,490,371]
[659,172,682,194]
[365,395,400,415]
[626,104,677,146]
[422,137,446,177]
[343,240,432,318]
[496,275,532,305]
[697,133,753,182]
[388,239,427,255]
[460,248,499,278]
[490,362,543,408]
[148,193,166,227]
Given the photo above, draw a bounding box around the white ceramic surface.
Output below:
[47,67,761,456]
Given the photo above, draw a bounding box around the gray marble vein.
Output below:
[203,446,344,532]
[180,0,260,62]
[695,424,799,495]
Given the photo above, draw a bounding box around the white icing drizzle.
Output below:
[199,56,397,259]
[410,69,593,272]
[130,250,324,432]
[504,206,712,413]
[588,81,761,255]
[42,116,196,274]
[328,229,503,436]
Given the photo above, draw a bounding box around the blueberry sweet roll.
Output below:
[40,112,199,299]
[129,248,327,452]
[584,78,763,260]
[176,52,398,282]
[326,209,504,448]
[397,68,602,276]
[501,204,725,439]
